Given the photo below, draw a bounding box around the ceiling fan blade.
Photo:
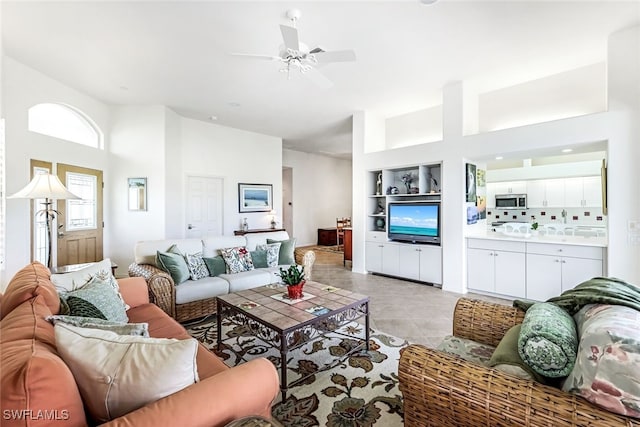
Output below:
[230,53,281,61]
[314,50,357,63]
[280,25,300,51]
[304,67,333,89]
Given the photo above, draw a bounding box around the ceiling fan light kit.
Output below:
[231,9,356,88]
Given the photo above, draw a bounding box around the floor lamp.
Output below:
[9,172,80,269]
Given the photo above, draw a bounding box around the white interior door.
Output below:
[186,176,223,238]
[282,167,293,235]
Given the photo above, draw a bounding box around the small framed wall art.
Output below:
[128,177,147,211]
[238,183,273,213]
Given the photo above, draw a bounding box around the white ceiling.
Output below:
[2,1,639,159]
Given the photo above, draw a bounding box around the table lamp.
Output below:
[270,210,277,229]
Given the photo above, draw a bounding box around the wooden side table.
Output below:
[344,227,353,265]
[317,227,337,246]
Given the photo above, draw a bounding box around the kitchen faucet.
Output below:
[561,209,567,224]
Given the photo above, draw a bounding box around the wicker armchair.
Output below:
[398,298,638,427]
[129,250,317,323]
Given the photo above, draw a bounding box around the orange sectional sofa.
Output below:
[0,262,280,427]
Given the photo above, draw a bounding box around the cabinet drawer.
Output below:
[526,242,603,260]
[366,231,387,241]
[467,238,525,253]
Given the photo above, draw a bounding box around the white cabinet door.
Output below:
[382,243,400,277]
[545,178,566,208]
[365,242,383,273]
[563,177,583,207]
[419,245,442,285]
[526,180,546,208]
[582,176,602,207]
[561,257,603,292]
[467,248,495,292]
[486,183,497,209]
[509,181,527,194]
[526,254,562,301]
[494,250,526,298]
[398,245,420,281]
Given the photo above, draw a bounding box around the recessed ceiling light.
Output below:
[208,115,217,121]
[495,156,504,160]
[562,148,573,153]
[227,102,241,108]
[419,0,438,4]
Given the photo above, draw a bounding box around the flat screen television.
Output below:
[387,202,441,245]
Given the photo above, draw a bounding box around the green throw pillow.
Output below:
[518,302,578,378]
[250,250,268,268]
[267,238,296,265]
[156,245,190,284]
[58,276,129,323]
[203,256,227,277]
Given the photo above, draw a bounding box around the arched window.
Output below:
[28,103,102,149]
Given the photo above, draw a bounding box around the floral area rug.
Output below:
[184,315,409,427]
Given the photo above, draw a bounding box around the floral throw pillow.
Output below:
[220,246,254,274]
[185,252,209,280]
[256,242,281,267]
[562,304,640,419]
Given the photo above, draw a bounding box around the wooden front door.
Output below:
[56,164,103,266]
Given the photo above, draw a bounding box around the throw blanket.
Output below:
[517,302,578,378]
[514,277,640,315]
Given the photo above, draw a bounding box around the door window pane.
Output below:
[66,173,97,230]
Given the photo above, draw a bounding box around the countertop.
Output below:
[465,227,608,248]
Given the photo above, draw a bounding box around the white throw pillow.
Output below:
[54,323,199,422]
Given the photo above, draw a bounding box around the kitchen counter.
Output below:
[465,227,608,247]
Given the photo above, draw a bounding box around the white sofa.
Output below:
[128,231,315,322]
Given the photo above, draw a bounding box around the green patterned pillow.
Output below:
[156,245,190,284]
[518,302,578,378]
[203,256,226,277]
[47,315,149,337]
[59,275,129,323]
[185,252,209,280]
[267,238,296,265]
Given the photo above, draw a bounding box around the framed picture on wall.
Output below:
[238,183,273,212]
[128,177,147,211]
[466,163,477,203]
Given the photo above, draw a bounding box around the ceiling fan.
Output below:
[231,9,356,88]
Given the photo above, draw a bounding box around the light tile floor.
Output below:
[311,261,511,348]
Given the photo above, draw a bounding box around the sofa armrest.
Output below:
[128,263,176,318]
[297,250,316,281]
[399,344,635,427]
[100,358,279,427]
[116,277,149,308]
[452,298,525,347]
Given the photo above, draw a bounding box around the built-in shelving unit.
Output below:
[365,163,443,286]
[367,163,442,233]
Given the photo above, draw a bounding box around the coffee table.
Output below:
[216,281,370,400]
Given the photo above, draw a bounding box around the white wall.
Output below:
[108,105,168,273]
[180,117,282,236]
[2,57,111,287]
[479,62,607,132]
[283,149,352,247]
[385,105,443,149]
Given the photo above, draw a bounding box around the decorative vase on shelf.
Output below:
[242,218,249,232]
[376,217,385,229]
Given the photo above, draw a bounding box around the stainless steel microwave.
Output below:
[495,194,527,210]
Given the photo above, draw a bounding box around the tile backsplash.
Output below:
[487,207,607,226]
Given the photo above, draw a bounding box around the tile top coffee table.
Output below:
[216,281,370,400]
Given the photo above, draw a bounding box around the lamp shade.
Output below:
[8,172,80,200]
